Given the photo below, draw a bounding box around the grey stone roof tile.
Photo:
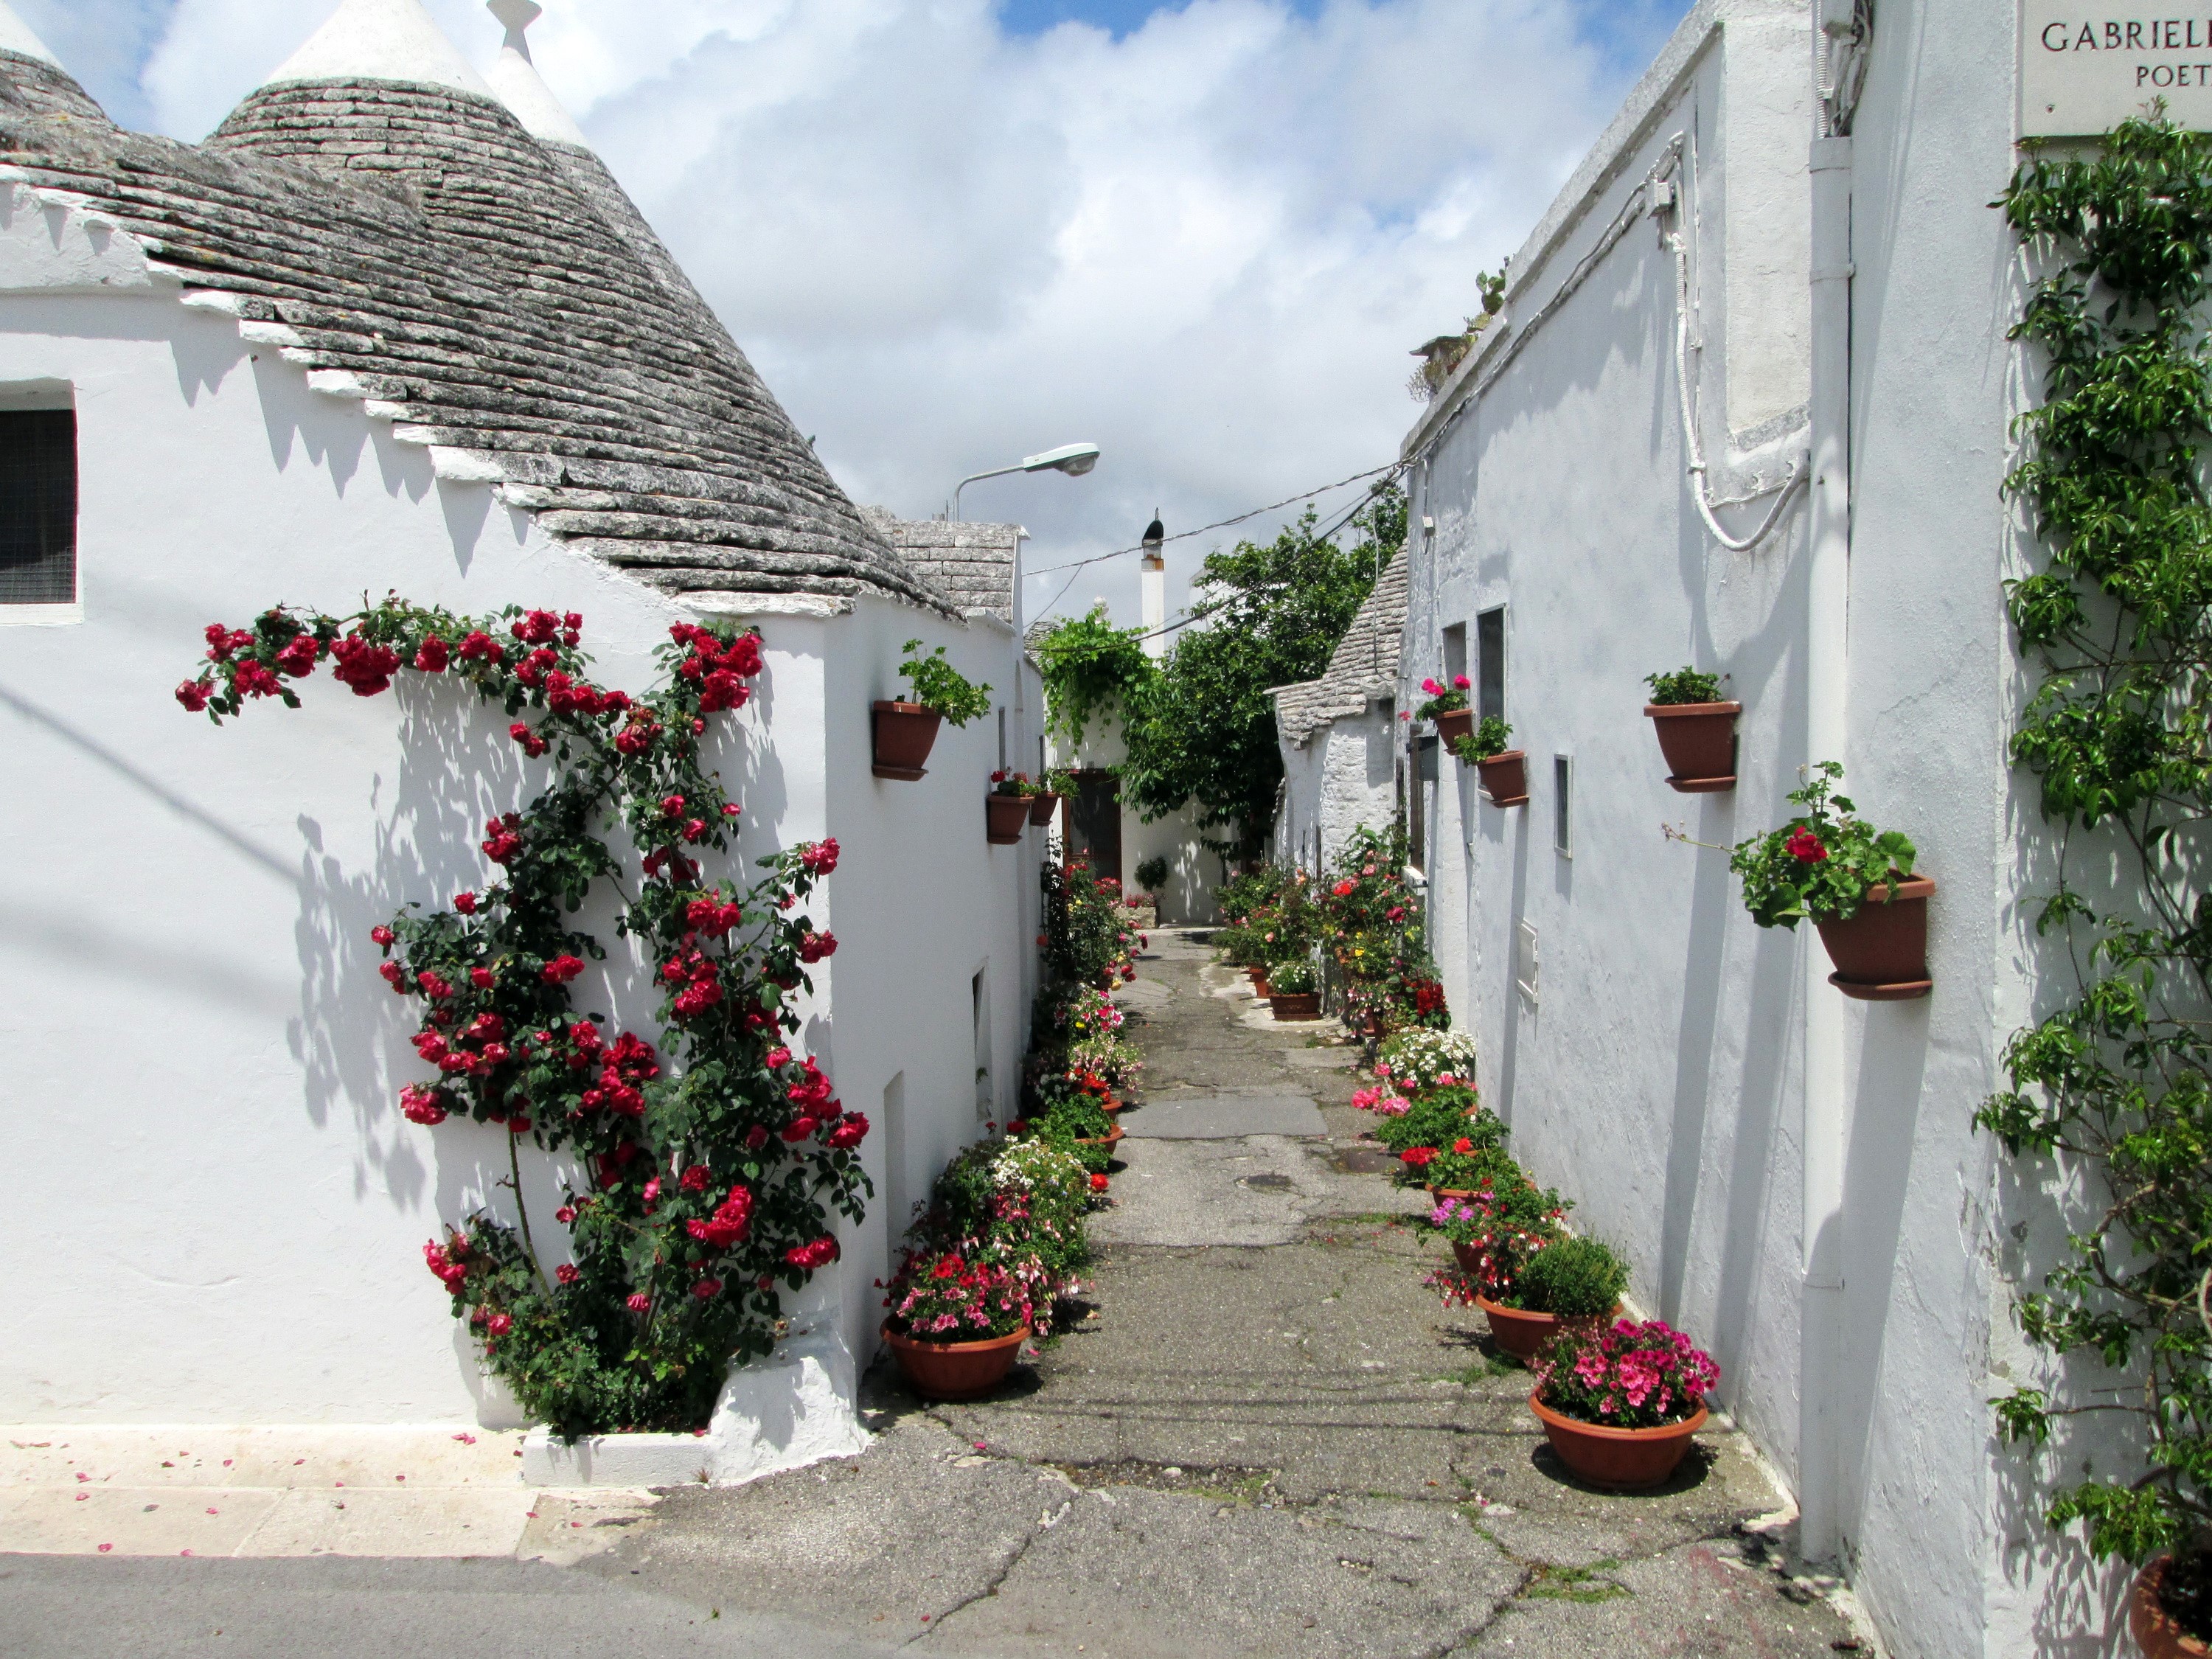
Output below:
[0,50,957,614]
[1271,548,1408,747]
[859,507,1018,621]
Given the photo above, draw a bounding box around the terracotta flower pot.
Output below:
[1644,700,1741,792]
[1815,874,1935,1000]
[1270,991,1321,1020]
[1253,974,1271,999]
[883,1323,1029,1402]
[1475,748,1529,806]
[871,700,941,780]
[1476,1293,1620,1362]
[2132,1555,2212,1659]
[1530,1391,1708,1490]
[1028,791,1061,826]
[986,793,1031,844]
[1076,1124,1125,1156]
[1433,706,1474,746]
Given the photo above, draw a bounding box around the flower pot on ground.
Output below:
[987,790,1031,844]
[1478,1295,1621,1362]
[1643,669,1740,792]
[1477,1234,1631,1362]
[871,701,941,780]
[2132,1555,2212,1659]
[1075,1124,1125,1158]
[1731,762,1931,998]
[884,1324,1029,1402]
[1529,1318,1718,1490]
[1267,959,1318,1019]
[1270,992,1321,1020]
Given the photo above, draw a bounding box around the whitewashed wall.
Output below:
[0,220,1032,1423]
[1275,703,1397,874]
[1044,703,1220,923]
[1398,0,2135,1653]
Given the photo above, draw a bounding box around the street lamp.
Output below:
[953,442,1101,521]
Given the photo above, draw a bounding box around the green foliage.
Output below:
[1644,666,1725,706]
[1318,823,1450,1032]
[1451,718,1512,764]
[1730,762,1917,929]
[1119,482,1405,858]
[1517,1236,1629,1318]
[897,639,992,727]
[1985,111,2212,1566]
[1267,956,1317,994]
[1135,855,1169,894]
[1035,605,1155,749]
[1374,1085,1496,1156]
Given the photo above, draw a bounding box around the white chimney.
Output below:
[1140,509,1166,659]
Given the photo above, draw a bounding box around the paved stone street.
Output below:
[1,931,1873,1658]
[591,930,1869,1658]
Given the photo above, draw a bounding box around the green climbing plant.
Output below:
[1033,605,1154,749]
[1981,112,2212,1579]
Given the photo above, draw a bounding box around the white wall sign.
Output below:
[2023,4,2212,135]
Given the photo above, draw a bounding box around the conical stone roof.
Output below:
[0,18,953,613]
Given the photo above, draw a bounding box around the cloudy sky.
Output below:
[18,0,1686,627]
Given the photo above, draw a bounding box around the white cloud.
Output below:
[87,0,1663,625]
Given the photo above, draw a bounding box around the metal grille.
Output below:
[0,410,77,604]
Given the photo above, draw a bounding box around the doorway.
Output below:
[1062,769,1122,883]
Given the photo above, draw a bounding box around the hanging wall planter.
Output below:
[1816,875,1935,1000]
[986,793,1030,844]
[1433,708,1474,746]
[872,701,941,780]
[1645,700,1742,792]
[1028,790,1062,826]
[1478,750,1529,807]
[1416,676,1474,746]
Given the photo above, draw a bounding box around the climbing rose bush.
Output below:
[178,597,867,1439]
[1535,1320,1719,1429]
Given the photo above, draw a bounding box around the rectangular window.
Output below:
[996,706,1007,772]
[1554,754,1573,856]
[1441,622,1467,692]
[0,408,77,605]
[1475,607,1506,726]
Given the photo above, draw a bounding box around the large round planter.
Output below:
[1270,991,1321,1020]
[986,794,1031,844]
[1076,1125,1125,1157]
[1475,749,1530,807]
[1815,874,1935,1000]
[1644,700,1741,793]
[1530,1391,1707,1490]
[1028,791,1062,826]
[2132,1555,2212,1659]
[1433,707,1475,746]
[1477,1294,1620,1363]
[871,700,941,781]
[883,1324,1029,1402]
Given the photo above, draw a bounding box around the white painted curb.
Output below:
[522,1326,869,1488]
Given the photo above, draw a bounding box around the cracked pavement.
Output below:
[589,931,1868,1658]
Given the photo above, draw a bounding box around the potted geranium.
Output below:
[874,639,992,779]
[987,771,1032,844]
[1267,956,1321,1020]
[1529,1319,1717,1489]
[1731,762,1932,998]
[1416,674,1475,745]
[1426,1176,1573,1359]
[1644,666,1740,793]
[882,1244,1032,1400]
[1452,717,1527,806]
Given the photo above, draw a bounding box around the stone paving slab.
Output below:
[1122,1094,1326,1138]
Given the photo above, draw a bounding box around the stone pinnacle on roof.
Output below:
[262,0,494,97]
[483,0,591,149]
[0,1,62,68]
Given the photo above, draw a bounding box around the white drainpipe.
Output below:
[1801,130,1854,1565]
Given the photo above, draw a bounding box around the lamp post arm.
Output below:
[953,465,1025,521]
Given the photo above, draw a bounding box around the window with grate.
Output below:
[0,409,77,605]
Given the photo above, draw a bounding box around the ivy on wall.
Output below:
[1982,114,2212,1565]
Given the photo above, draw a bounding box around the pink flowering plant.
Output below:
[180,597,867,1439]
[1535,1320,1719,1429]
[886,1248,1031,1341]
[1413,673,1471,720]
[1425,1175,1569,1305]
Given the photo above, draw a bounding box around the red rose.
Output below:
[626,1293,652,1313]
[542,954,585,985]
[175,679,213,712]
[371,925,396,947]
[692,1278,722,1301]
[453,892,478,915]
[827,1113,869,1150]
[556,1263,580,1286]
[484,1312,512,1337]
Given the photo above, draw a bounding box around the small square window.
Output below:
[1475,607,1506,726]
[0,408,77,605]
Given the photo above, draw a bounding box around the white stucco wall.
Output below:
[1044,700,1220,924]
[0,218,1034,1425]
[1396,1,2132,1654]
[1276,703,1398,875]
